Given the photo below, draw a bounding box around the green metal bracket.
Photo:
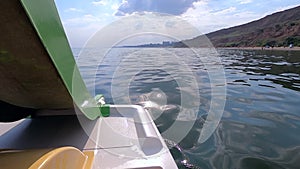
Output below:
[94,94,110,117]
[100,105,110,117]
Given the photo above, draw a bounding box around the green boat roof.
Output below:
[0,0,101,121]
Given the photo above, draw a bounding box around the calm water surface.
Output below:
[74,48,300,169]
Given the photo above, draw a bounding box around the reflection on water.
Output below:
[224,50,300,91]
[75,48,300,169]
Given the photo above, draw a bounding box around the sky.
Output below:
[54,0,300,47]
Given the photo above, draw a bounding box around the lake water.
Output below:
[74,48,300,169]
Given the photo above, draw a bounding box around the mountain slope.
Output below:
[183,5,300,47]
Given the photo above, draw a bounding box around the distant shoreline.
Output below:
[218,47,300,51]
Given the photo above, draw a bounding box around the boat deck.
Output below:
[0,105,178,169]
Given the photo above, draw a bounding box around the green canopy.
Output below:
[0,0,101,121]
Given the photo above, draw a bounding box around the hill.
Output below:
[181,5,300,47]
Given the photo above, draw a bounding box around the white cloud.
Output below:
[213,7,236,15]
[237,0,253,4]
[181,1,260,34]
[92,0,108,6]
[64,8,83,12]
[111,3,120,10]
[65,14,102,25]
[115,0,200,16]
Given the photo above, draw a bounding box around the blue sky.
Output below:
[54,0,300,47]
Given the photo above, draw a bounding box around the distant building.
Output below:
[162,41,171,46]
